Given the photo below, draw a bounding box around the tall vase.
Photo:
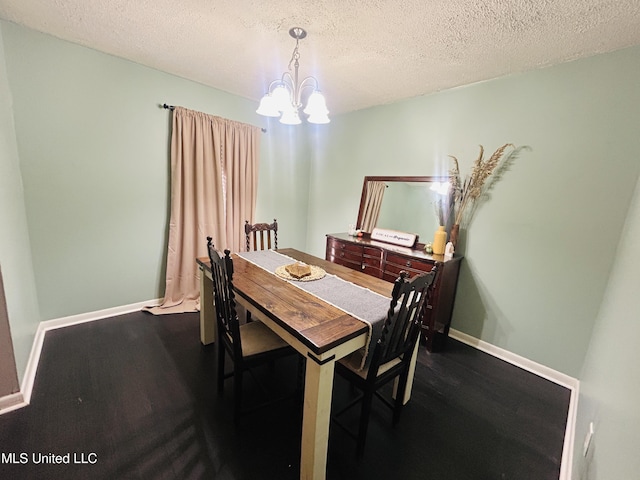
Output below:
[450,224,460,249]
[433,225,447,255]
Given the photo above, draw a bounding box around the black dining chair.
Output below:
[244,218,278,251]
[332,267,438,458]
[243,218,278,323]
[206,236,296,423]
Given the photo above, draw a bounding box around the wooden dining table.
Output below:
[197,248,419,480]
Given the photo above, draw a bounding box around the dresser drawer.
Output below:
[362,248,383,277]
[363,246,383,258]
[362,246,383,268]
[327,238,363,255]
[326,238,364,270]
[332,255,362,271]
[385,252,434,274]
[333,249,365,265]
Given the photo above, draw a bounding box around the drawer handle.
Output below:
[406,261,412,267]
[361,264,366,270]
[340,252,344,257]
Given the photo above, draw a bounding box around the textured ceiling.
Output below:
[1,0,640,114]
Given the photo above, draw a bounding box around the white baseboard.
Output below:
[449,328,578,480]
[561,382,579,480]
[37,298,162,333]
[1,298,161,416]
[0,391,26,415]
[449,328,579,389]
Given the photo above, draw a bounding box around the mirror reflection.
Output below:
[356,176,451,245]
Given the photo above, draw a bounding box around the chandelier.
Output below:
[256,27,330,125]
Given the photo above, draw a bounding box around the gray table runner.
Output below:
[238,250,391,370]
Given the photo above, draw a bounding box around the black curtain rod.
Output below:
[162,103,266,133]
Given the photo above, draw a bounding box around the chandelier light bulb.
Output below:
[307,112,330,124]
[256,27,329,125]
[272,85,293,113]
[256,94,280,117]
[280,110,302,125]
[303,91,329,117]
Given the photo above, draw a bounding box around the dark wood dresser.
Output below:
[326,233,462,352]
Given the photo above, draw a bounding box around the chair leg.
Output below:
[217,344,225,394]
[233,368,243,424]
[356,390,374,459]
[393,372,409,425]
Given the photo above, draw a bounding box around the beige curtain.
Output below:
[147,107,260,314]
[360,181,386,233]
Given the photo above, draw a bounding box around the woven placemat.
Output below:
[275,264,326,282]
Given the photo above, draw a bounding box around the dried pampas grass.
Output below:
[449,143,517,227]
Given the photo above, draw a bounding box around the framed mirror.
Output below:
[356,176,451,246]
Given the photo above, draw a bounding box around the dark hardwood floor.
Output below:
[0,311,570,479]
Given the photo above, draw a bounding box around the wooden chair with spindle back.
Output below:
[206,236,297,423]
[244,219,278,251]
[332,266,438,458]
[243,218,278,323]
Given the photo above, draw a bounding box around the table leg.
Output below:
[199,267,215,345]
[300,356,335,480]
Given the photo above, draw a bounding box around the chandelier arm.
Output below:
[280,72,294,90]
[298,76,320,92]
[266,79,283,94]
[293,77,320,108]
[267,74,294,96]
[277,72,296,108]
[257,27,329,124]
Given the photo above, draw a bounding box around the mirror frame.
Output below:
[356,175,451,246]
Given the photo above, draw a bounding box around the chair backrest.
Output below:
[368,267,438,379]
[245,219,278,251]
[206,236,243,359]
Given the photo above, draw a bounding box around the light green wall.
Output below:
[572,174,640,478]
[0,21,40,386]
[307,45,640,377]
[256,119,311,249]
[1,21,309,327]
